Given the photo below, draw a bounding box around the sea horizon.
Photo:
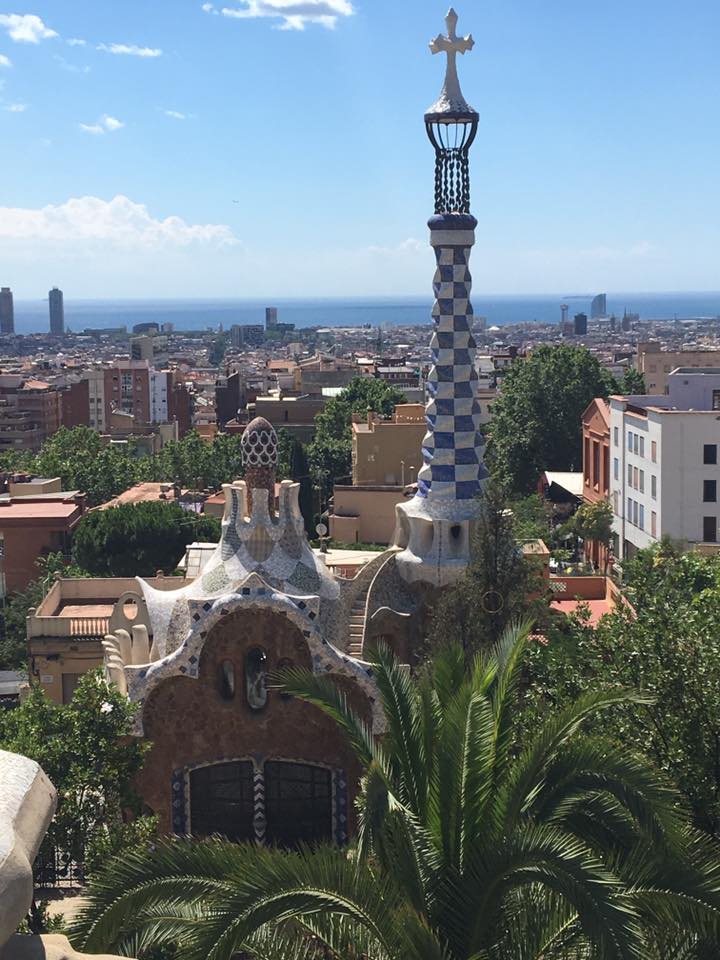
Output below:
[11,291,720,336]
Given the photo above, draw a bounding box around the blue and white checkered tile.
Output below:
[415,232,487,505]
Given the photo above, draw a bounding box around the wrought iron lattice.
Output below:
[426,118,477,215]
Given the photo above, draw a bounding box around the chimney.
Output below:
[367,407,374,430]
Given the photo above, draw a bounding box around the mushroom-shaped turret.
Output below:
[241,415,278,514]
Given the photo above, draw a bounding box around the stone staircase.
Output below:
[348,584,370,659]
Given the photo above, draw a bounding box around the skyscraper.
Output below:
[0,288,14,335]
[574,312,588,336]
[265,307,278,331]
[591,293,607,319]
[49,287,64,336]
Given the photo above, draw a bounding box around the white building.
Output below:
[610,369,720,557]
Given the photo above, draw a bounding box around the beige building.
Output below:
[636,341,720,394]
[351,404,425,486]
[330,405,426,544]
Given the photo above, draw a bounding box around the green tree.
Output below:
[428,482,545,653]
[619,367,646,394]
[0,553,88,671]
[488,345,615,494]
[33,426,142,507]
[565,499,614,570]
[0,670,147,862]
[72,502,220,577]
[523,543,720,836]
[73,628,720,958]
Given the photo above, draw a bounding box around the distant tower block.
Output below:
[561,304,569,325]
[0,287,14,335]
[265,307,278,331]
[574,312,588,336]
[49,287,64,336]
[591,293,607,319]
[394,9,488,587]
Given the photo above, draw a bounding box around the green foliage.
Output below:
[0,670,146,861]
[17,900,68,935]
[509,492,552,541]
[72,628,720,959]
[488,345,616,494]
[72,501,220,577]
[149,431,244,490]
[307,377,406,497]
[523,543,720,836]
[564,500,614,564]
[428,482,546,654]
[0,553,88,671]
[85,815,159,878]
[619,367,646,393]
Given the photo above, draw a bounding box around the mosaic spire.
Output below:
[394,9,487,585]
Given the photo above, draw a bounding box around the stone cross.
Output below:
[429,8,474,113]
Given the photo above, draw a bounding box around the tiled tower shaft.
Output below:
[416,213,488,508]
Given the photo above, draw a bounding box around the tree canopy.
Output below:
[72,501,220,577]
[523,541,720,837]
[0,670,146,863]
[488,345,616,494]
[73,628,720,958]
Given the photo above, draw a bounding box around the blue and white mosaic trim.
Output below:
[125,572,384,736]
[416,214,489,507]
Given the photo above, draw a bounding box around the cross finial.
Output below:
[426,8,476,119]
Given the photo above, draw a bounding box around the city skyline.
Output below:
[2,0,720,298]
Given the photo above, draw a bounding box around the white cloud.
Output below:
[79,114,124,135]
[201,2,219,12]
[67,37,86,46]
[0,195,238,249]
[220,0,353,30]
[0,13,57,43]
[97,42,162,57]
[55,54,90,73]
[0,53,11,67]
[4,101,26,112]
[165,109,189,120]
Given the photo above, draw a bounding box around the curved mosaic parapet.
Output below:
[122,573,385,736]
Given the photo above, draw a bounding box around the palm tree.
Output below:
[72,622,720,959]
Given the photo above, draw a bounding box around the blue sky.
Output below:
[1,0,719,299]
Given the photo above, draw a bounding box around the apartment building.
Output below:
[610,369,720,558]
[84,363,191,435]
[0,376,62,452]
[581,398,611,568]
[636,341,720,394]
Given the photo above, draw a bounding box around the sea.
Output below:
[12,292,720,336]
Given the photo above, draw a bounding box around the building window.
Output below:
[190,761,255,841]
[703,516,717,543]
[651,475,657,499]
[614,457,619,480]
[265,761,333,847]
[627,463,633,485]
[704,444,717,465]
[627,497,632,522]
[713,391,720,411]
[245,647,268,711]
[614,426,619,446]
[219,660,235,700]
[633,500,639,526]
[627,431,633,452]
[639,504,644,530]
[592,442,600,487]
[639,470,645,493]
[633,434,639,454]
[704,480,717,503]
[639,436,644,458]
[651,441,657,462]
[651,510,657,537]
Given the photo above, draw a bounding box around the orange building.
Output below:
[581,398,611,569]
